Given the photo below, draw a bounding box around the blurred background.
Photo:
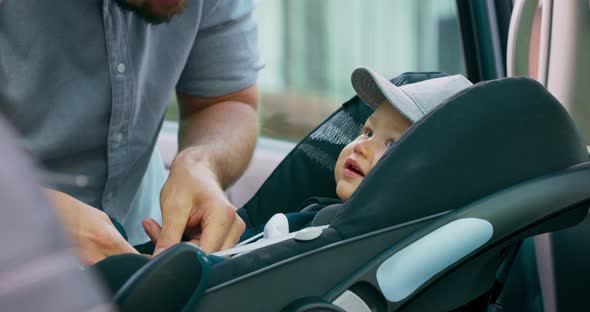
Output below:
[165,0,464,142]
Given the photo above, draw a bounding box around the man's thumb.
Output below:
[152,216,187,257]
[142,218,161,245]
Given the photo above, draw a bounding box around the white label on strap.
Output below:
[212,225,329,258]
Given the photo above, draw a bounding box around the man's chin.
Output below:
[114,0,188,24]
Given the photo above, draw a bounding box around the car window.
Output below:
[166,0,464,142]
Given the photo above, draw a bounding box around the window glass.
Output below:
[166,0,464,142]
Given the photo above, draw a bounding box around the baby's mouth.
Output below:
[344,159,365,177]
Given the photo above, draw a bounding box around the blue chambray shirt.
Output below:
[0,0,261,244]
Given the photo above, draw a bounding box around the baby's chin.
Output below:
[336,181,360,202]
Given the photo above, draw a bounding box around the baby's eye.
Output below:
[386,139,395,147]
[363,128,373,137]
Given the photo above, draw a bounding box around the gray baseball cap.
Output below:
[351,67,473,122]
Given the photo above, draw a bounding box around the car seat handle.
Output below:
[114,243,210,312]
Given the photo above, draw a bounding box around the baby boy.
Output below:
[334,67,473,202]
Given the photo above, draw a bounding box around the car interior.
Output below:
[2,0,590,311]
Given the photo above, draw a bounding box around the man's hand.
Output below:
[45,189,139,265]
[145,86,258,256]
[146,152,245,256]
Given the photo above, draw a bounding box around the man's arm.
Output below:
[146,85,258,254]
[177,85,259,187]
[45,189,139,264]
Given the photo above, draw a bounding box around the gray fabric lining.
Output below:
[299,144,336,171]
[309,111,363,145]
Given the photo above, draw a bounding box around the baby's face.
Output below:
[334,102,412,201]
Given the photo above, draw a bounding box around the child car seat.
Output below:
[101,74,590,312]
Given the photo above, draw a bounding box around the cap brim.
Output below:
[351,67,422,122]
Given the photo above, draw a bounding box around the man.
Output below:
[0,0,261,264]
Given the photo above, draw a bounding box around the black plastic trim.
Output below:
[456,0,513,82]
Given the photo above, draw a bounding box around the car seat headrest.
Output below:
[333,77,588,238]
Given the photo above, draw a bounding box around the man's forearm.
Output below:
[176,86,258,188]
[153,86,258,253]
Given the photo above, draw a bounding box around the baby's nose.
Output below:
[353,139,372,157]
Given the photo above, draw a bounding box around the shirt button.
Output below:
[114,132,124,143]
[117,63,126,73]
[105,192,113,201]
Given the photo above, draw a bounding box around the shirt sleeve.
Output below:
[176,0,262,97]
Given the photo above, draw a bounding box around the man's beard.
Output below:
[114,0,188,25]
